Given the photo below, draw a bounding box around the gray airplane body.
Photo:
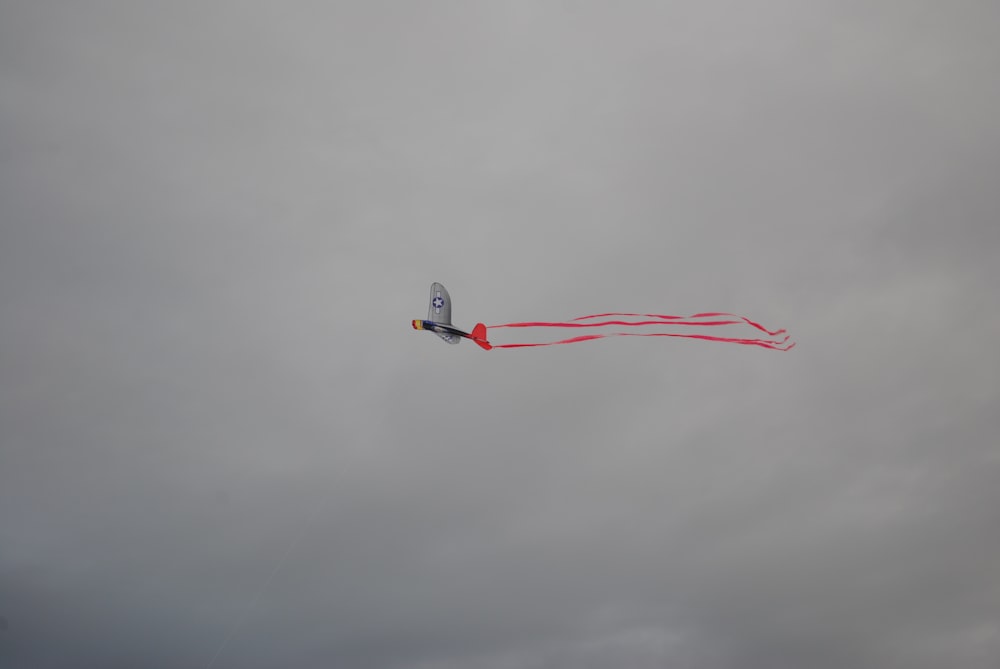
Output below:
[411,283,491,350]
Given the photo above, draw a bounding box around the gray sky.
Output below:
[2,2,999,668]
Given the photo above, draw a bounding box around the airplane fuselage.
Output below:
[411,319,469,338]
[412,319,491,350]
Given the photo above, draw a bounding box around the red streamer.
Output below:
[486,312,794,351]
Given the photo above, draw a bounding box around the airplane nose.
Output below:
[411,320,421,330]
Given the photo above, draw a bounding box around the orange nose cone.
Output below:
[412,319,422,330]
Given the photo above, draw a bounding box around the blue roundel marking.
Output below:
[433,296,445,308]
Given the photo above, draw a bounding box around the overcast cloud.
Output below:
[2,2,999,668]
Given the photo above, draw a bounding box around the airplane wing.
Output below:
[428,282,460,344]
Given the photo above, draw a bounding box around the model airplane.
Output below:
[412,282,492,350]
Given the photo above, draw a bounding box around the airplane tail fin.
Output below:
[471,323,492,351]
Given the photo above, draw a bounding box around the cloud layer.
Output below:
[2,2,999,668]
